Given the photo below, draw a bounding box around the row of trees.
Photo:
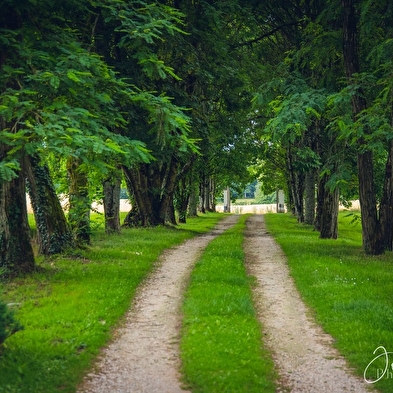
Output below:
[250,0,393,255]
[1,0,392,279]
[0,0,261,275]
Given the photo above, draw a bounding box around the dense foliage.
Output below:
[1,0,392,276]
[250,0,393,253]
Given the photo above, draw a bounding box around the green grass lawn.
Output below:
[4,211,392,392]
[180,214,276,393]
[264,212,393,392]
[0,213,224,393]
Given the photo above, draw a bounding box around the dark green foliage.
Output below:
[0,300,22,345]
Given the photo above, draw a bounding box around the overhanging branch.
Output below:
[233,21,303,48]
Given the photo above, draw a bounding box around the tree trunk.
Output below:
[287,148,305,222]
[166,194,177,225]
[103,175,121,234]
[188,182,199,217]
[199,177,206,213]
[122,185,141,227]
[210,177,216,212]
[0,149,35,275]
[357,152,383,253]
[379,141,393,251]
[122,156,179,227]
[159,156,179,224]
[67,157,91,244]
[25,154,74,255]
[342,0,383,254]
[0,17,35,274]
[314,171,323,232]
[175,177,190,223]
[304,170,316,225]
[319,175,339,239]
[285,178,295,215]
[122,166,143,228]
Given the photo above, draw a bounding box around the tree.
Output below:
[0,0,163,271]
[103,170,122,234]
[25,154,74,255]
[341,0,393,254]
[0,145,35,275]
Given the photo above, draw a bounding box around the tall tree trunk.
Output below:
[0,14,35,274]
[122,156,179,226]
[188,181,199,217]
[103,174,121,234]
[123,165,154,226]
[342,0,383,254]
[285,178,295,215]
[25,154,74,254]
[0,148,35,275]
[67,157,91,244]
[210,177,216,212]
[380,141,393,251]
[319,176,339,239]
[122,179,141,227]
[175,177,190,223]
[296,173,305,223]
[314,171,323,232]
[159,156,179,224]
[204,177,212,212]
[166,195,177,225]
[304,170,316,225]
[199,177,206,214]
[287,147,305,222]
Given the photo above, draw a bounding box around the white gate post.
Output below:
[276,189,285,213]
[223,187,231,213]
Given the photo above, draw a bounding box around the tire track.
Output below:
[78,214,240,393]
[244,214,374,393]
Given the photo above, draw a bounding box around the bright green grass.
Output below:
[0,213,224,393]
[264,212,393,392]
[180,215,276,393]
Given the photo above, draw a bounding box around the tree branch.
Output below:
[233,21,303,48]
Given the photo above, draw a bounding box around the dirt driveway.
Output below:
[78,214,373,393]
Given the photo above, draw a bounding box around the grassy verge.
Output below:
[264,212,393,392]
[0,213,224,393]
[180,214,276,393]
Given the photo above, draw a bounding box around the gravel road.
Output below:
[78,214,374,392]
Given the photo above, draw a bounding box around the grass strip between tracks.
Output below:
[180,214,276,392]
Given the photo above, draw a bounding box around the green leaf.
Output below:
[50,76,60,89]
[67,70,81,83]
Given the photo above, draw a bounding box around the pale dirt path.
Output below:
[78,214,240,393]
[244,215,374,393]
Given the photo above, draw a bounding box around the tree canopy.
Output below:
[1,0,392,274]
